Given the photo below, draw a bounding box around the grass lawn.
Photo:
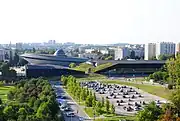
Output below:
[101,80,172,99]
[84,107,95,117]
[74,63,94,72]
[95,115,136,121]
[77,73,107,81]
[0,86,14,101]
[74,62,112,73]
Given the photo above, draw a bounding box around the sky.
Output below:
[0,0,180,44]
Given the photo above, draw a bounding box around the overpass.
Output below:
[94,60,166,77]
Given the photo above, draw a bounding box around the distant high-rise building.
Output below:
[48,40,56,44]
[156,42,176,59]
[0,49,12,62]
[176,42,180,54]
[108,49,115,59]
[0,49,5,61]
[145,43,156,60]
[16,43,23,50]
[114,47,129,60]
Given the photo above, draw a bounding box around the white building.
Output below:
[78,53,99,59]
[85,49,95,53]
[16,43,23,50]
[145,43,156,60]
[99,49,109,55]
[156,42,176,59]
[176,42,180,54]
[114,47,129,60]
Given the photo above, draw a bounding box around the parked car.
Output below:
[64,107,71,111]
[79,117,85,121]
[66,112,75,117]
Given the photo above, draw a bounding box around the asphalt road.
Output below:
[54,84,91,121]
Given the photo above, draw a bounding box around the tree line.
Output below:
[148,54,180,88]
[137,54,180,121]
[0,62,16,78]
[61,75,115,115]
[0,78,61,121]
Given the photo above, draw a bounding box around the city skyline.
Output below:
[0,0,180,44]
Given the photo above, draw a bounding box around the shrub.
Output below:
[167,84,173,90]
[0,81,4,86]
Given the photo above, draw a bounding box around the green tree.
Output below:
[34,99,41,111]
[93,92,96,100]
[28,96,36,107]
[105,99,110,113]
[1,63,10,76]
[85,95,93,107]
[18,107,27,116]
[111,104,115,114]
[105,56,113,60]
[3,105,17,120]
[158,54,175,60]
[80,88,86,101]
[166,55,180,86]
[36,102,51,119]
[150,56,157,60]
[61,75,68,86]
[101,97,104,107]
[92,99,96,108]
[85,96,90,107]
[0,98,2,105]
[159,109,176,121]
[96,101,102,114]
[170,89,180,116]
[148,74,154,80]
[136,102,162,121]
[0,105,4,121]
[69,63,76,68]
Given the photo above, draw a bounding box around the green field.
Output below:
[77,73,107,81]
[101,80,172,99]
[74,62,112,72]
[84,107,136,120]
[84,107,96,117]
[0,86,14,101]
[95,115,136,121]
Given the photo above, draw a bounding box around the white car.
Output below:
[66,112,75,117]
[79,117,85,121]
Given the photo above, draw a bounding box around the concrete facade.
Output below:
[115,47,129,60]
[156,42,175,59]
[176,42,180,54]
[145,43,156,60]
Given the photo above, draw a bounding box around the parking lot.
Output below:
[81,81,167,115]
[50,81,90,121]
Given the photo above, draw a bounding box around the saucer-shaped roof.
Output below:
[53,49,66,57]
